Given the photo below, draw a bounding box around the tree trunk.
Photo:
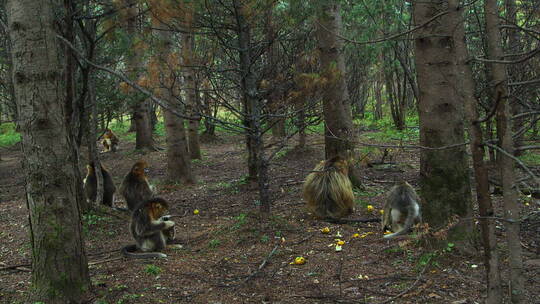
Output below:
[266,8,286,140]
[153,15,195,184]
[124,0,154,151]
[413,0,472,242]
[485,0,525,301]
[7,0,90,302]
[451,0,502,302]
[235,2,270,215]
[316,2,361,187]
[294,100,306,149]
[87,72,105,206]
[182,21,202,160]
[373,80,383,121]
[201,79,217,137]
[505,0,524,156]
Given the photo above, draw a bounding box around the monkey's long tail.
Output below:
[121,244,167,259]
[383,203,419,239]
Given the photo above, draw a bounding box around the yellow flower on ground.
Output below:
[290,256,306,265]
[193,209,200,215]
[321,227,330,234]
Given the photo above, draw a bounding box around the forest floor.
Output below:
[0,131,539,304]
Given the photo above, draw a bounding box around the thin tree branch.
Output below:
[317,11,450,45]
[55,34,249,131]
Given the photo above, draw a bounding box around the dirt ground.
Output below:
[0,133,539,304]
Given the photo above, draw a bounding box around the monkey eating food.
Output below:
[122,197,176,259]
[83,162,116,207]
[101,128,119,152]
[120,160,154,212]
[381,181,422,239]
[303,156,355,220]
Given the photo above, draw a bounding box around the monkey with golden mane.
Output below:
[303,156,355,220]
[83,162,116,207]
[122,197,176,259]
[120,160,154,212]
[101,128,119,152]
[381,181,422,239]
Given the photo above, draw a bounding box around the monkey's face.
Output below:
[86,165,94,175]
[132,161,149,177]
[334,160,349,176]
[148,202,168,219]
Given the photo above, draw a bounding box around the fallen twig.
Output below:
[241,244,280,285]
[376,256,431,304]
[89,257,123,266]
[0,263,31,272]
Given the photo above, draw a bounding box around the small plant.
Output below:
[144,264,162,276]
[208,239,221,248]
[274,148,290,159]
[354,199,370,209]
[117,293,142,304]
[260,235,270,243]
[444,242,455,253]
[416,252,439,270]
[231,213,248,230]
[83,213,107,226]
[0,123,21,147]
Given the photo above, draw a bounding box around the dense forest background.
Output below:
[0,0,539,303]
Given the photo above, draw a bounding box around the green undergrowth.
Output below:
[0,123,20,147]
[207,212,291,250]
[356,112,419,142]
[519,151,540,166]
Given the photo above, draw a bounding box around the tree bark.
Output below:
[124,0,155,151]
[413,0,472,241]
[7,0,90,302]
[451,0,502,302]
[182,18,202,160]
[505,0,524,156]
[153,14,195,184]
[485,0,525,301]
[316,2,361,187]
[235,1,270,215]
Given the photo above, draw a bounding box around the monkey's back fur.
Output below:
[120,161,153,211]
[382,181,422,238]
[120,173,153,212]
[84,164,116,207]
[303,156,355,219]
[122,197,175,258]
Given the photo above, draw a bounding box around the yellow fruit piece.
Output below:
[321,227,330,234]
[337,240,345,246]
[360,232,374,238]
[290,256,306,265]
[366,205,374,212]
[193,209,200,215]
[352,233,360,238]
[379,209,384,215]
[383,230,392,235]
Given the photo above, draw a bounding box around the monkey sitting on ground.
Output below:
[303,156,355,220]
[120,160,154,212]
[83,162,116,207]
[122,197,176,259]
[101,128,119,152]
[381,181,422,239]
